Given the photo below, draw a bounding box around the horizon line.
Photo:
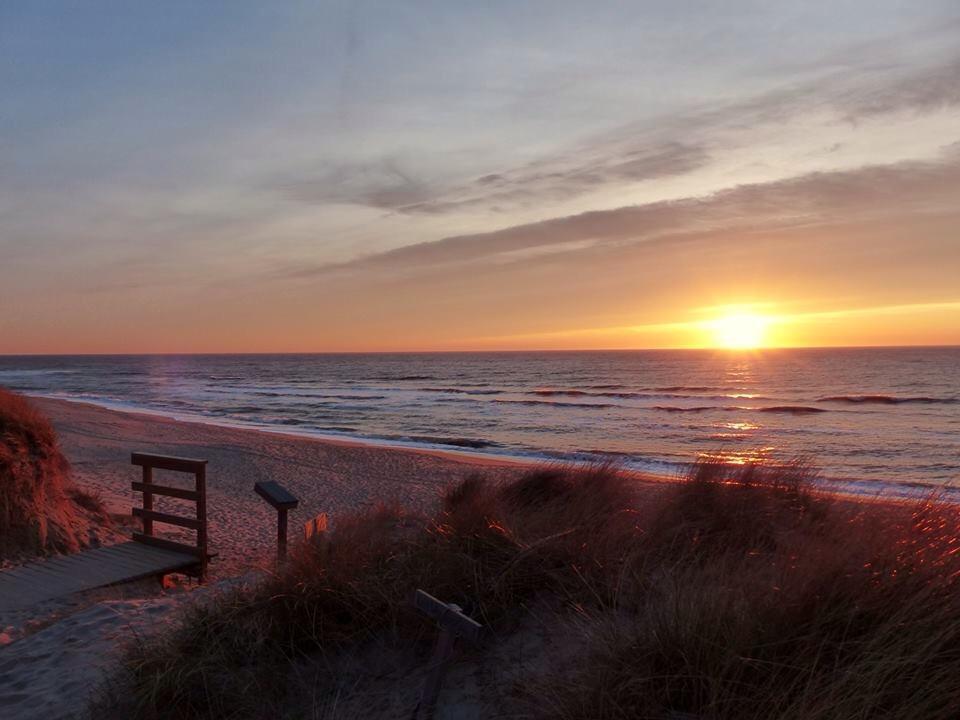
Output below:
[2,343,959,358]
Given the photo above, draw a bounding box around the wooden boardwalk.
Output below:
[0,541,199,612]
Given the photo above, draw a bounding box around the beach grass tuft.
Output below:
[93,460,960,719]
[0,387,110,557]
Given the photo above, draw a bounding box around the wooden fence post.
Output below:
[196,462,207,580]
[141,464,154,536]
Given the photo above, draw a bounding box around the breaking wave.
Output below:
[818,395,956,405]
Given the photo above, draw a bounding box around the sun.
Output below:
[708,312,771,349]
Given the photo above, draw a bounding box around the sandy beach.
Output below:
[31,397,540,573]
[0,397,927,720]
[0,397,951,720]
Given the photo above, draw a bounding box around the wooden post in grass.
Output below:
[254,481,299,563]
[412,589,483,720]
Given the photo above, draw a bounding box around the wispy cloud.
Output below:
[279,147,960,279]
[271,158,432,210]
[398,141,711,215]
[262,52,960,222]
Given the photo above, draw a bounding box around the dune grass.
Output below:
[0,387,109,557]
[94,460,960,719]
[529,463,960,720]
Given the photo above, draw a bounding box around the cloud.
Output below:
[399,141,711,215]
[836,56,960,121]
[279,148,960,279]
[264,52,960,221]
[272,158,432,210]
[265,140,712,217]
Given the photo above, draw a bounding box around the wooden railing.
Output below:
[131,452,210,580]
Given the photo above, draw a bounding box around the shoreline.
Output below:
[29,393,955,505]
[28,393,556,472]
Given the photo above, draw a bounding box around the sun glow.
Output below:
[708,311,771,349]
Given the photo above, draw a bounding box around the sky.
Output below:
[2,1,959,353]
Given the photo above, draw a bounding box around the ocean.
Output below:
[1,349,957,498]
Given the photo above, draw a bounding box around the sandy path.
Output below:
[0,593,185,719]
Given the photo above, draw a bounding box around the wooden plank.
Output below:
[141,464,154,535]
[0,541,199,612]
[109,543,184,562]
[254,481,299,510]
[67,547,176,575]
[132,532,203,557]
[133,507,202,530]
[131,452,208,473]
[196,463,208,581]
[131,481,199,501]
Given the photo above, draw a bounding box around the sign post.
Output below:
[412,589,483,720]
[253,481,299,563]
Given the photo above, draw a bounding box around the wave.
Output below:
[759,405,828,414]
[400,435,500,449]
[373,374,437,381]
[534,388,672,400]
[652,404,827,414]
[533,389,634,398]
[536,384,721,394]
[254,391,386,401]
[652,405,724,413]
[533,388,770,401]
[494,398,619,409]
[818,395,956,405]
[422,387,502,395]
[323,394,386,401]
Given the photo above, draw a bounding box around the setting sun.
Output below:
[708,312,771,349]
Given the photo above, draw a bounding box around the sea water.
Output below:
[1,348,957,498]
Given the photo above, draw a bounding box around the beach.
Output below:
[0,396,953,719]
[31,397,540,573]
[6,4,960,716]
